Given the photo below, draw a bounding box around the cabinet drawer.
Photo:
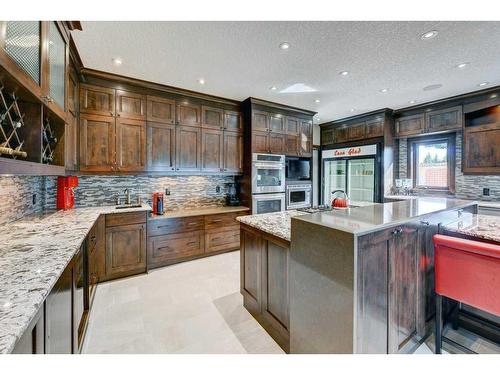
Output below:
[205,228,240,253]
[204,212,241,230]
[148,215,205,236]
[147,230,205,267]
[106,211,147,227]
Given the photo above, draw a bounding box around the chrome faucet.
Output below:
[124,188,131,205]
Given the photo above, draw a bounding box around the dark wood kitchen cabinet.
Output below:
[177,102,201,127]
[73,245,86,353]
[240,224,290,352]
[463,123,500,174]
[224,110,243,132]
[79,113,115,172]
[201,128,223,172]
[115,118,146,172]
[202,106,224,129]
[105,212,147,280]
[395,113,425,137]
[80,84,115,117]
[334,126,349,143]
[252,110,270,131]
[65,114,78,171]
[146,122,176,171]
[252,131,269,153]
[298,119,312,156]
[269,113,286,133]
[365,118,384,138]
[45,260,73,354]
[269,132,286,154]
[176,125,202,171]
[223,131,243,173]
[115,89,146,120]
[425,106,462,132]
[347,122,366,141]
[146,95,176,124]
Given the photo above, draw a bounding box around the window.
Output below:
[408,134,455,193]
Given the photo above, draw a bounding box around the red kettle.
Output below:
[331,190,349,209]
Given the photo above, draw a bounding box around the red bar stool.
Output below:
[433,234,500,353]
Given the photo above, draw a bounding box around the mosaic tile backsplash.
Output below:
[397,132,500,200]
[0,174,235,226]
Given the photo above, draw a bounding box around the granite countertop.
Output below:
[149,205,249,220]
[0,203,151,354]
[236,210,309,242]
[442,214,500,243]
[295,197,476,236]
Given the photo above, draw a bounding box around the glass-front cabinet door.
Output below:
[323,159,346,205]
[48,22,66,109]
[347,158,375,202]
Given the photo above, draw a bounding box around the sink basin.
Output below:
[115,204,142,210]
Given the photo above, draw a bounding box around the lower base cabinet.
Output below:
[147,211,246,269]
[12,307,45,354]
[240,224,290,352]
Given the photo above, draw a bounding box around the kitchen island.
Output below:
[238,198,478,354]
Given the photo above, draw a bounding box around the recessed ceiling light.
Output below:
[456,62,469,69]
[112,57,122,66]
[197,78,205,85]
[490,94,498,99]
[270,86,277,91]
[279,42,290,50]
[421,30,438,40]
[339,71,349,76]
[379,88,389,93]
[409,100,416,104]
[315,99,320,103]
[350,108,356,112]
[478,82,489,87]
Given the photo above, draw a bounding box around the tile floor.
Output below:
[83,249,499,354]
[82,251,284,354]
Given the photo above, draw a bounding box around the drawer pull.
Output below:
[210,219,223,223]
[186,241,198,246]
[187,222,200,226]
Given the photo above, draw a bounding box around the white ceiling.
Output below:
[72,21,500,122]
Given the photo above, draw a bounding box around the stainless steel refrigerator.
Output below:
[321,144,380,205]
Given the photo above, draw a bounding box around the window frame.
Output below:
[407,133,456,194]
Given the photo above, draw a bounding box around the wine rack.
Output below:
[42,117,57,164]
[0,86,28,159]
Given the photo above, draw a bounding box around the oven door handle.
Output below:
[253,163,285,169]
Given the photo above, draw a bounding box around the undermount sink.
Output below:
[115,204,142,210]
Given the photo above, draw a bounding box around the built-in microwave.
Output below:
[286,183,312,210]
[251,153,286,194]
[286,157,311,181]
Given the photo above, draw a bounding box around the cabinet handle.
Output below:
[171,167,175,171]
[187,241,198,246]
[110,111,114,116]
[392,228,403,236]
[187,222,199,226]
[211,219,223,223]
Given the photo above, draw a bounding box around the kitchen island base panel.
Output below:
[290,220,355,354]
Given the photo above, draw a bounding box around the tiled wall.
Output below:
[0,174,235,226]
[397,133,500,200]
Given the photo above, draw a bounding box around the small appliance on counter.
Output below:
[56,176,78,210]
[331,190,350,209]
[225,182,241,206]
[152,192,164,215]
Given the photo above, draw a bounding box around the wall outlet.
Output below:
[483,188,490,196]
[165,188,171,196]
[32,193,37,205]
[216,185,221,193]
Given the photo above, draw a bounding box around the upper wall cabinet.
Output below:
[0,21,68,119]
[224,110,243,133]
[394,105,463,138]
[116,89,146,120]
[147,95,175,124]
[201,106,224,130]
[80,84,115,116]
[177,101,201,127]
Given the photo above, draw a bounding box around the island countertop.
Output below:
[236,210,309,242]
[441,214,500,243]
[0,204,151,354]
[293,197,477,236]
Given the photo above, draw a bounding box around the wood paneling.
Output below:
[201,129,223,172]
[105,223,146,279]
[115,118,146,172]
[146,122,176,171]
[79,84,115,116]
[240,227,263,312]
[146,95,175,124]
[115,89,146,120]
[177,102,201,127]
[79,114,115,172]
[175,126,201,171]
